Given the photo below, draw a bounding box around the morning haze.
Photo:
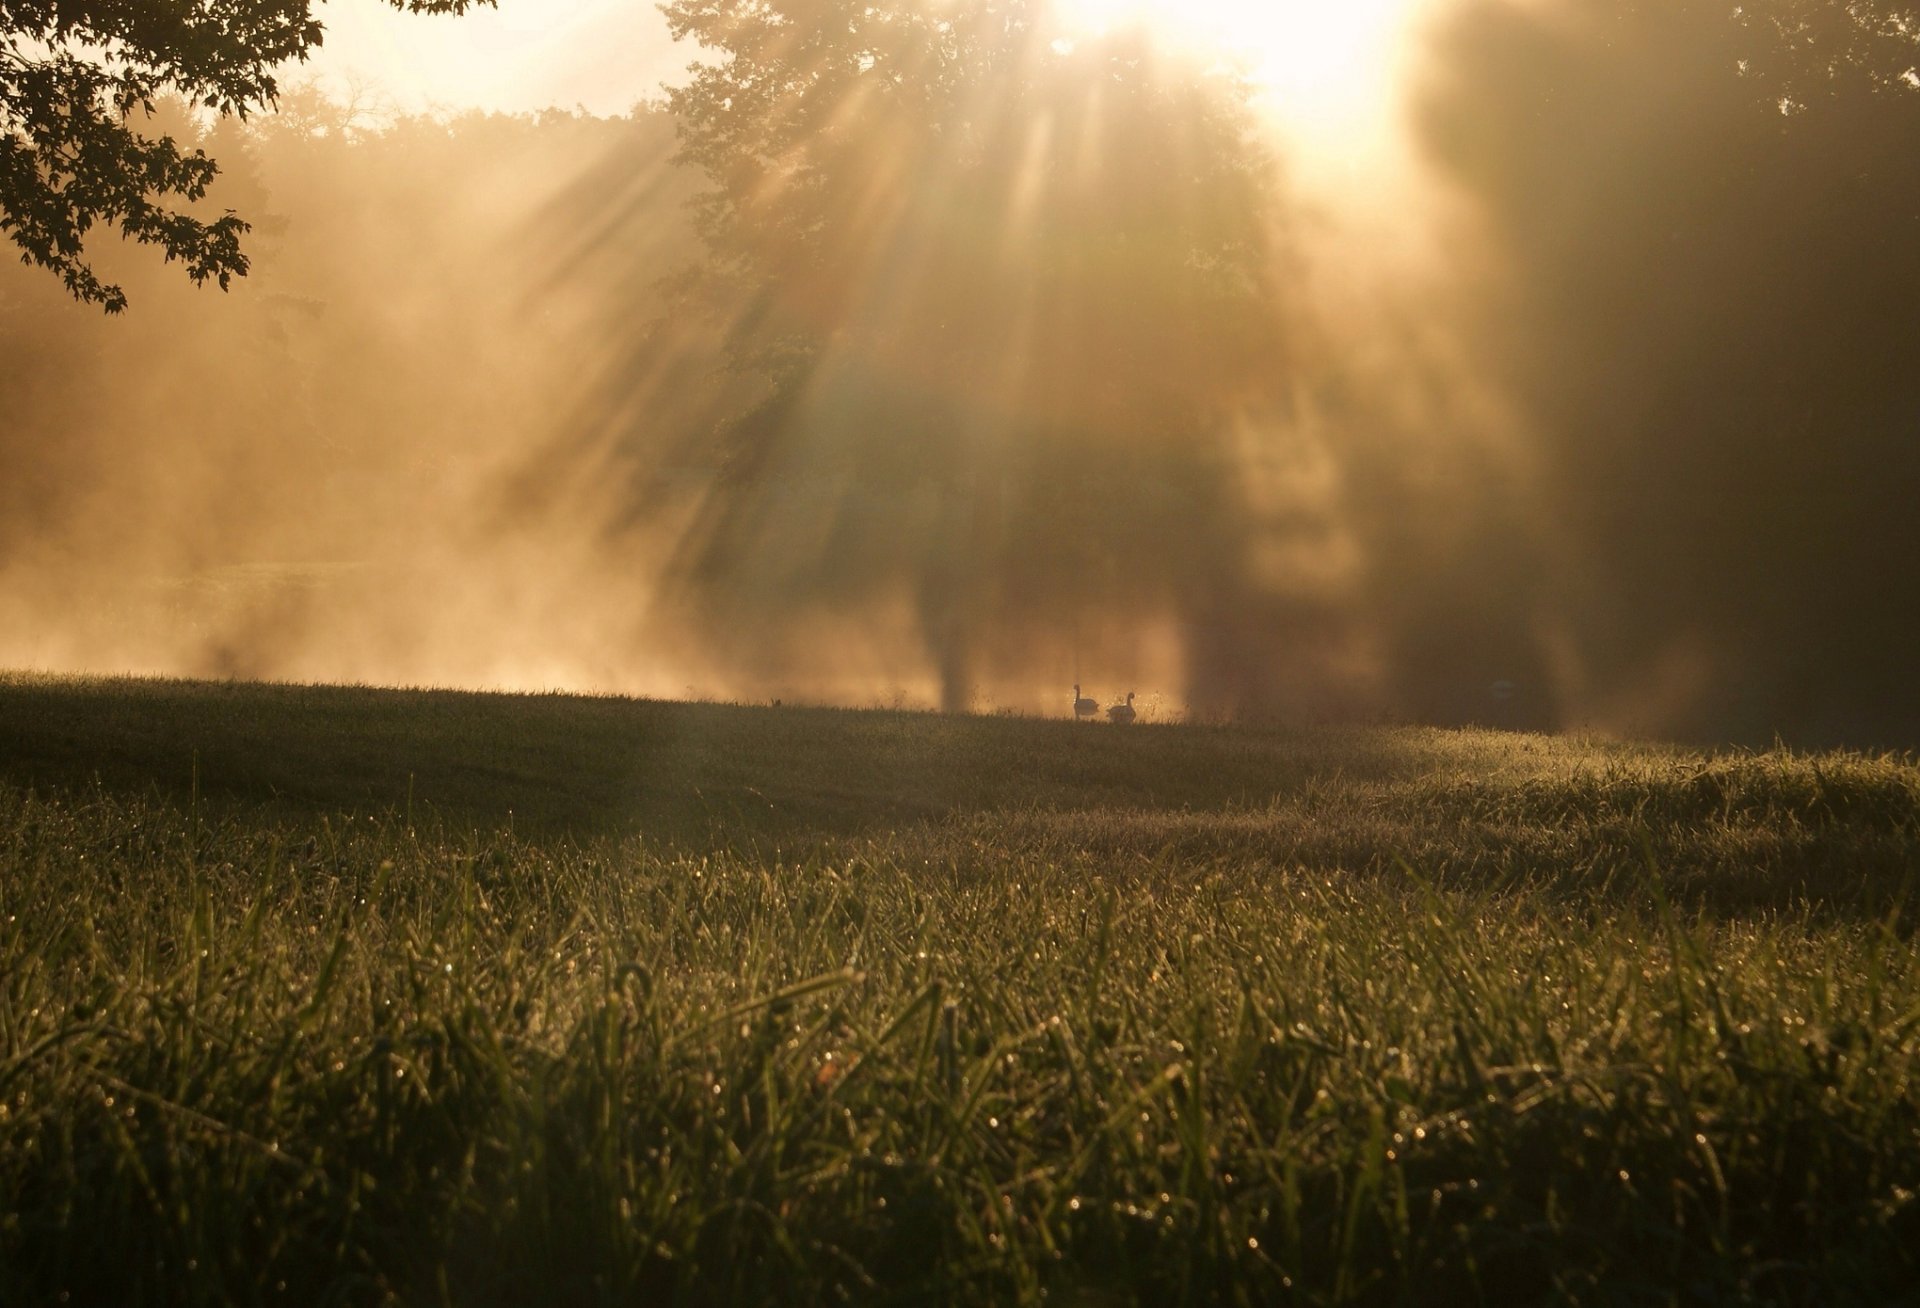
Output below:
[2,0,1915,745]
[6,5,1920,1303]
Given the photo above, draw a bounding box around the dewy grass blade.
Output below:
[0,679,1916,1301]
[680,967,865,1042]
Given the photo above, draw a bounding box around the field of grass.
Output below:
[2,673,1918,1304]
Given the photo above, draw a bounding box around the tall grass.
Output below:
[1,678,1917,1303]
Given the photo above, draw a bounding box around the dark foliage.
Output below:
[1404,0,1920,745]
[0,0,483,310]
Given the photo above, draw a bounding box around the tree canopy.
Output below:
[0,0,484,311]
[1398,0,1920,743]
[662,0,1277,432]
[656,0,1303,711]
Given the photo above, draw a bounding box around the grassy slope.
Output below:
[0,672,1581,838]
[1,674,1917,1304]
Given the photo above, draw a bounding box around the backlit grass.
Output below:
[1,675,1916,1304]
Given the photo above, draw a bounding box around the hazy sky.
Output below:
[302,0,684,117]
[299,0,1436,178]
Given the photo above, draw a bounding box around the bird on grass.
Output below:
[1107,692,1136,725]
[1073,683,1099,721]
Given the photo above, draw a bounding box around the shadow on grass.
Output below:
[0,673,1914,920]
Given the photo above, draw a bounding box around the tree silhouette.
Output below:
[659,0,1299,711]
[0,0,484,311]
[1735,0,1920,106]
[1411,0,1920,744]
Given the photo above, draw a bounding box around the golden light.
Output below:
[1049,0,1434,160]
[303,0,677,118]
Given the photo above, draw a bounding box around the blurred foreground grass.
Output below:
[1,674,1917,1304]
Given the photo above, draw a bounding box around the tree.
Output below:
[1734,0,1920,107]
[658,0,1304,711]
[1405,0,1920,744]
[0,0,485,311]
[663,0,1276,427]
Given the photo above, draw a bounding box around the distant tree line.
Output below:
[0,102,703,681]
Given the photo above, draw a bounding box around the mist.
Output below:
[1403,0,1920,746]
[3,0,1915,747]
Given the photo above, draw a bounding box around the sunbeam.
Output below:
[1048,0,1436,152]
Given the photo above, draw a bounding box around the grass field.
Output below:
[2,673,1918,1305]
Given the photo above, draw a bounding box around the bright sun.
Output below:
[1049,0,1433,156]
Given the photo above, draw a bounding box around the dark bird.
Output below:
[1107,692,1136,725]
[1074,683,1099,721]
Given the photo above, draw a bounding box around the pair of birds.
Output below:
[1074,684,1136,725]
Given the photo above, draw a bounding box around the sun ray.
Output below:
[1047,0,1435,161]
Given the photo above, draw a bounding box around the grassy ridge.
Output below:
[0,673,1580,839]
[1,675,1918,1304]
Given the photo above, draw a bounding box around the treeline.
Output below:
[0,98,729,689]
[3,0,1920,744]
